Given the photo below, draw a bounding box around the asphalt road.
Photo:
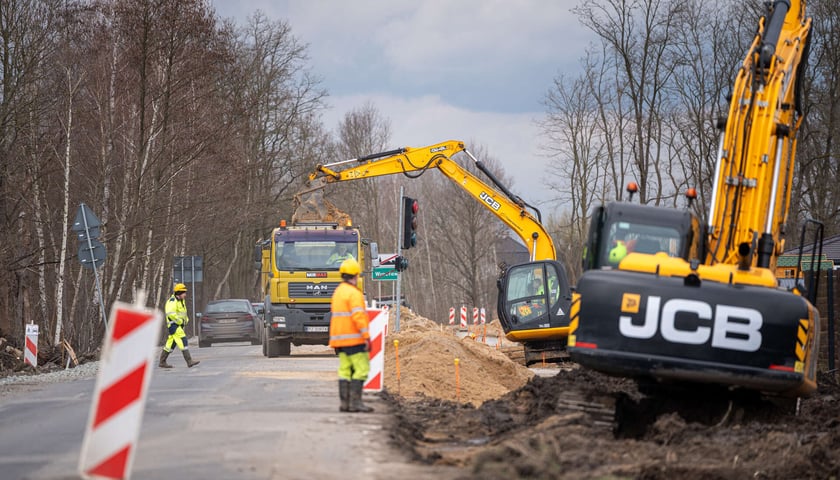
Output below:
[0,342,462,480]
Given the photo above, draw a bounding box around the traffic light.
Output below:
[402,196,419,249]
[394,255,409,272]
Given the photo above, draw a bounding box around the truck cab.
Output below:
[256,221,365,357]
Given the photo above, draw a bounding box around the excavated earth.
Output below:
[381,308,840,480]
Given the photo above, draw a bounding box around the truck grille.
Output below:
[288,282,340,298]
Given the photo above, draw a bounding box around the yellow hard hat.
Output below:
[174,283,188,293]
[339,258,361,276]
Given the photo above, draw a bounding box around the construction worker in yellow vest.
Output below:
[328,258,373,412]
[159,283,200,368]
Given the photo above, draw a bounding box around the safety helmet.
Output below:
[174,283,188,293]
[339,258,361,276]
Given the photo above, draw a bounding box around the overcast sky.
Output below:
[210,0,594,206]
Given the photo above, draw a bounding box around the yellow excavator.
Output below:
[502,0,819,396]
[303,140,572,363]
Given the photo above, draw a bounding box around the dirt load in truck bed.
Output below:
[292,190,352,226]
[381,307,840,479]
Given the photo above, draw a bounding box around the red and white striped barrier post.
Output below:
[24,323,38,367]
[480,307,486,325]
[448,307,455,325]
[79,293,162,480]
[472,307,479,325]
[459,305,467,330]
[364,308,388,392]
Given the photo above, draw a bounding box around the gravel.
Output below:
[0,361,100,389]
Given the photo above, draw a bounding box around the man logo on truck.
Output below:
[618,294,763,352]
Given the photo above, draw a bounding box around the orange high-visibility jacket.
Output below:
[328,282,370,348]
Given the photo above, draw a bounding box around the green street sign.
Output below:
[372,266,398,281]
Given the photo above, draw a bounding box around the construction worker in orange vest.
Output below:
[328,258,373,413]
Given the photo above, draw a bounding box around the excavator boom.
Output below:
[305,140,556,262]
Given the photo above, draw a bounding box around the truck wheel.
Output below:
[262,327,268,357]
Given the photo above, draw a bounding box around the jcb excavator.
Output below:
[303,140,572,363]
[502,0,819,395]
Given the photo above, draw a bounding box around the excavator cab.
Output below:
[583,202,703,271]
[497,260,571,361]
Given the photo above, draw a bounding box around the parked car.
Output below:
[198,299,260,348]
[251,301,265,342]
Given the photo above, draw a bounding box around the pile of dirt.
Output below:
[292,189,352,226]
[382,307,533,407]
[376,309,840,478]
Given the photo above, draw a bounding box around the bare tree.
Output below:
[332,102,394,245]
[573,0,685,204]
[541,67,607,282]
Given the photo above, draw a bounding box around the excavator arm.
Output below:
[707,0,811,269]
[303,140,556,262]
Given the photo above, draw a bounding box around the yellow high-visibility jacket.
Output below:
[165,295,188,327]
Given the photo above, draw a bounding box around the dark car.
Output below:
[198,299,260,348]
[251,302,265,342]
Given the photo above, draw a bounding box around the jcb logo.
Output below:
[618,294,762,352]
[479,192,501,211]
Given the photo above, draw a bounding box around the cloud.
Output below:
[211,0,585,207]
[322,93,555,204]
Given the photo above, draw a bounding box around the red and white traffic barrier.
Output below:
[79,294,162,480]
[473,307,479,325]
[364,308,388,392]
[448,307,455,325]
[24,323,38,367]
[459,305,467,329]
[480,307,486,325]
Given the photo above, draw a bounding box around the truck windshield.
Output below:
[276,241,358,271]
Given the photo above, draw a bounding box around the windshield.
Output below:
[502,262,566,324]
[276,240,358,271]
[602,221,681,266]
[206,300,252,314]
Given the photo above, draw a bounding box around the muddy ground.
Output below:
[382,308,840,480]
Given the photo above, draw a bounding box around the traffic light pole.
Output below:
[395,186,404,333]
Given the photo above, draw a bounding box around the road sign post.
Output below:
[173,256,203,337]
[72,203,107,325]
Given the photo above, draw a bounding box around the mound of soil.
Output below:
[378,308,840,479]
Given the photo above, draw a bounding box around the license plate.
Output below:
[304,326,328,332]
[219,319,237,324]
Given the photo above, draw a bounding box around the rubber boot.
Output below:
[339,380,351,412]
[182,349,200,368]
[348,380,373,413]
[158,350,173,369]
